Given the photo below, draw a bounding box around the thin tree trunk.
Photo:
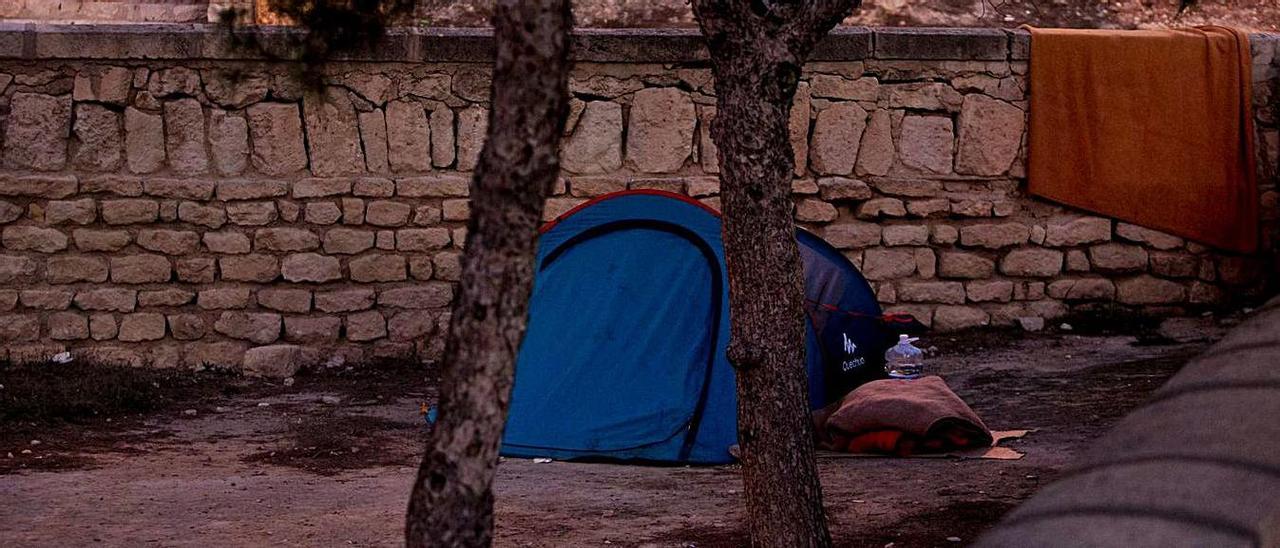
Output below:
[405,1,571,546]
[690,2,859,546]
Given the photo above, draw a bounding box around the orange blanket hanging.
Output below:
[1025,26,1258,253]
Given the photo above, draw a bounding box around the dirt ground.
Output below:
[0,315,1235,547]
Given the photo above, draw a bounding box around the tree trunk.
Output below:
[690,2,859,547]
[404,1,571,546]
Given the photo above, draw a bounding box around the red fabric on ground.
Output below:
[816,376,993,456]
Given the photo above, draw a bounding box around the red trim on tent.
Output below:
[805,298,918,325]
[539,189,722,234]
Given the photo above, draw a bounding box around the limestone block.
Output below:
[202,70,268,109]
[397,175,470,198]
[1044,216,1112,247]
[125,107,165,173]
[359,109,390,173]
[432,252,461,281]
[316,289,375,313]
[863,248,917,280]
[562,101,623,174]
[247,102,308,176]
[883,225,930,246]
[933,305,991,330]
[1047,278,1117,301]
[49,312,90,341]
[118,313,166,342]
[137,229,200,255]
[396,228,452,251]
[939,251,995,279]
[73,66,131,105]
[1115,223,1185,250]
[354,178,395,198]
[2,226,68,252]
[73,288,137,312]
[258,288,312,314]
[281,253,342,282]
[47,256,109,284]
[138,289,193,307]
[818,177,873,201]
[209,110,249,176]
[1150,251,1198,278]
[4,93,72,171]
[284,317,341,344]
[218,254,279,282]
[898,281,966,304]
[227,201,278,226]
[430,107,456,168]
[1000,248,1064,277]
[1117,276,1186,304]
[908,199,950,217]
[143,179,216,200]
[255,228,319,252]
[898,115,954,174]
[884,82,964,111]
[215,312,282,344]
[323,229,376,255]
[90,314,118,340]
[809,75,878,101]
[626,88,696,173]
[346,310,387,341]
[110,254,171,284]
[365,201,412,227]
[457,106,488,171]
[304,88,366,176]
[856,109,894,177]
[966,280,1014,303]
[177,201,226,229]
[955,94,1024,176]
[168,314,206,340]
[824,222,881,249]
[46,199,97,225]
[810,102,867,175]
[1089,243,1149,273]
[349,254,406,282]
[959,223,1030,249]
[73,229,131,252]
[175,258,216,283]
[20,289,74,310]
[194,233,241,258]
[72,104,123,171]
[378,285,454,309]
[795,199,838,223]
[855,197,907,219]
[163,99,209,174]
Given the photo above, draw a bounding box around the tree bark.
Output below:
[690,2,859,547]
[404,1,571,546]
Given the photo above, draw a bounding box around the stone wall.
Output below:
[0,25,1274,371]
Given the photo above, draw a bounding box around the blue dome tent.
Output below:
[500,190,913,464]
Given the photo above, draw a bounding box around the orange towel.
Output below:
[1026,26,1258,253]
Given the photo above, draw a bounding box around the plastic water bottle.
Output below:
[884,334,924,379]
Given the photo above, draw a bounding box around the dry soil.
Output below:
[0,319,1230,547]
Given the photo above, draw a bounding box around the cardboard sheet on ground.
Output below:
[816,430,1032,460]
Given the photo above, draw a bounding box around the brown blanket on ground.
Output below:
[1026,26,1258,253]
[815,376,992,456]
